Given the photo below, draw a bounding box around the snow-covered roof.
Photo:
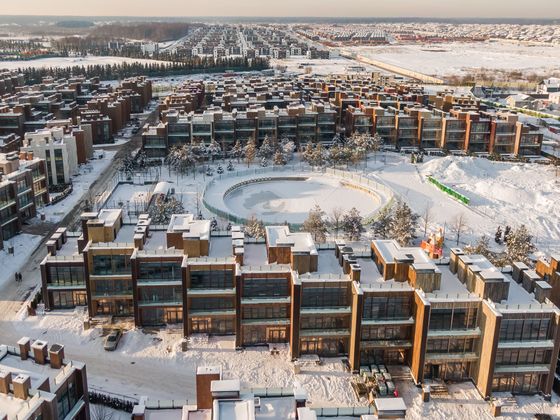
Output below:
[266,226,317,255]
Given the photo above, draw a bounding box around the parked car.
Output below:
[104,330,122,351]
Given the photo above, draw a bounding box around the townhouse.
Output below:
[40,211,560,398]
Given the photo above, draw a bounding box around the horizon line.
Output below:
[2,14,559,20]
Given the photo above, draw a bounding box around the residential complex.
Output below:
[143,75,542,157]
[40,210,560,398]
[0,339,90,420]
[0,72,152,145]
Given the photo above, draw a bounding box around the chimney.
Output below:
[293,382,308,419]
[12,374,31,400]
[18,337,31,360]
[49,344,65,369]
[0,370,11,394]
[32,340,48,365]
[350,264,361,283]
[196,366,221,410]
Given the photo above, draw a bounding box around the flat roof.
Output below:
[266,226,317,255]
[97,209,122,227]
[168,214,210,241]
[373,239,430,264]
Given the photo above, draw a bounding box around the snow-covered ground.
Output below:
[270,57,385,76]
[366,153,560,255]
[348,41,560,78]
[0,233,42,290]
[41,150,116,223]
[0,56,169,70]
[11,308,358,407]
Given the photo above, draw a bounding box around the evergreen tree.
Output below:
[231,140,243,163]
[372,205,393,239]
[302,205,328,243]
[342,207,364,241]
[245,216,265,239]
[388,201,419,246]
[273,149,287,166]
[257,135,274,159]
[244,139,257,167]
[149,196,184,224]
[505,225,536,265]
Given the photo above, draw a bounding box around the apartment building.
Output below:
[21,127,90,186]
[0,152,49,249]
[0,339,90,420]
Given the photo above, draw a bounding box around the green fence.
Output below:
[427,176,470,205]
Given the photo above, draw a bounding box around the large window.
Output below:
[92,279,133,296]
[426,338,476,354]
[429,306,478,331]
[361,326,410,341]
[300,315,349,330]
[48,265,85,286]
[138,261,182,282]
[301,284,349,308]
[189,270,233,289]
[242,277,289,298]
[92,254,131,275]
[243,305,288,320]
[189,297,234,312]
[499,317,551,342]
[139,286,182,304]
[362,296,411,320]
[57,379,78,420]
[492,373,541,394]
[495,349,551,366]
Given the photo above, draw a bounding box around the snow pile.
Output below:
[421,156,560,251]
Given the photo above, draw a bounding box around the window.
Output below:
[362,296,411,320]
[301,285,349,308]
[138,260,182,282]
[189,270,234,289]
[242,305,288,320]
[189,297,234,312]
[139,286,182,304]
[361,326,409,341]
[300,315,349,330]
[499,317,551,342]
[495,349,552,366]
[242,277,289,298]
[48,265,85,286]
[92,254,131,275]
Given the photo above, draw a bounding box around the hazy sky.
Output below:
[3,0,560,18]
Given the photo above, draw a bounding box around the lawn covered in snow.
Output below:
[348,41,560,77]
[0,233,42,290]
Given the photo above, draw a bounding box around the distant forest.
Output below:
[19,57,270,84]
[88,22,204,42]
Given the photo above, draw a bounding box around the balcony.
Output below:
[300,329,350,338]
[241,297,290,305]
[138,299,182,307]
[360,339,412,349]
[241,318,290,326]
[425,352,478,362]
[427,328,481,339]
[300,307,351,315]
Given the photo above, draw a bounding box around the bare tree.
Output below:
[422,203,433,237]
[91,405,114,420]
[451,213,468,246]
[329,207,344,238]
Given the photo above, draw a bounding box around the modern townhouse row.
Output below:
[0,73,152,145]
[40,210,560,398]
[143,74,542,157]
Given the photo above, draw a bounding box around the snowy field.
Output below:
[348,41,560,77]
[270,57,385,75]
[0,56,168,70]
[41,150,116,223]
